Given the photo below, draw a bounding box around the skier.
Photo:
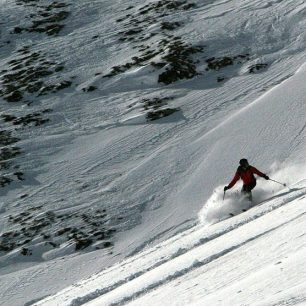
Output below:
[224,158,269,201]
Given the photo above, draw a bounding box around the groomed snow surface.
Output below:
[0,0,306,305]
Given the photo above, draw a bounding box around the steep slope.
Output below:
[3,42,306,306]
[34,183,306,306]
[33,46,306,306]
[0,0,305,305]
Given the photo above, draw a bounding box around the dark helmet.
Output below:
[239,158,249,167]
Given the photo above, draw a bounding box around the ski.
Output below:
[229,209,247,217]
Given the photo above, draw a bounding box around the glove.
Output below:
[224,186,229,191]
[263,175,269,180]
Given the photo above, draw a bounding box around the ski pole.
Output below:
[223,190,226,201]
[269,178,287,187]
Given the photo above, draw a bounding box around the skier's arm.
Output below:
[251,166,269,180]
[227,172,240,189]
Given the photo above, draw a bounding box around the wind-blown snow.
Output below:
[0,0,305,305]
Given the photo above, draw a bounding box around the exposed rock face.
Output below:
[0,207,117,256]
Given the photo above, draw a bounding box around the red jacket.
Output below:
[228,165,266,188]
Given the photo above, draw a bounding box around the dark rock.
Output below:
[1,231,15,238]
[75,238,92,251]
[143,97,173,110]
[206,57,233,71]
[5,91,23,102]
[0,130,19,145]
[82,86,97,92]
[183,3,196,10]
[0,244,12,252]
[14,172,25,180]
[93,231,105,239]
[122,29,142,36]
[103,241,113,248]
[1,205,116,258]
[157,41,203,84]
[13,27,23,34]
[249,63,268,73]
[12,113,49,127]
[55,80,72,90]
[206,55,250,71]
[26,81,44,93]
[217,76,226,82]
[151,62,167,68]
[54,66,64,72]
[11,64,24,71]
[20,247,32,256]
[56,227,72,236]
[0,147,22,161]
[160,21,182,31]
[20,239,32,245]
[147,108,180,121]
[42,233,51,239]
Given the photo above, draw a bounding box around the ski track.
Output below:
[34,185,306,306]
[100,209,306,306]
[107,213,305,306]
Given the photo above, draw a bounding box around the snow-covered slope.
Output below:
[0,0,305,305]
[32,55,306,306]
[35,184,306,306]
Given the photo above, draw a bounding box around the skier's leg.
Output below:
[248,180,256,202]
[241,184,252,201]
[248,190,252,202]
[249,180,256,191]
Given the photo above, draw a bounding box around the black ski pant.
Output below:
[241,180,256,200]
